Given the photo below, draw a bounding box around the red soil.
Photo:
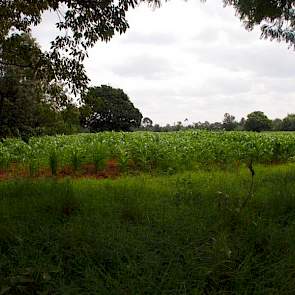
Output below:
[0,159,121,181]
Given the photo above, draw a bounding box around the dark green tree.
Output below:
[0,33,79,139]
[281,114,295,131]
[272,118,283,131]
[80,85,142,131]
[222,113,237,131]
[244,111,272,132]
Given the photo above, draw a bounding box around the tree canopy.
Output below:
[222,113,237,131]
[0,33,80,140]
[281,114,295,130]
[80,85,143,131]
[0,0,159,93]
[224,0,295,48]
[244,111,272,132]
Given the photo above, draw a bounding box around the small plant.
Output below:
[0,146,10,172]
[70,149,82,173]
[118,149,130,172]
[29,159,39,177]
[93,143,108,173]
[49,149,58,176]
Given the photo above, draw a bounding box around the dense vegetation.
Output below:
[1,165,295,294]
[1,1,295,294]
[141,112,295,132]
[1,131,295,178]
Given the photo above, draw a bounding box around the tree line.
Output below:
[140,112,295,132]
[1,33,294,140]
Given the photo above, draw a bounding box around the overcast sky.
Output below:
[32,0,295,125]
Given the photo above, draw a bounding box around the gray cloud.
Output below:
[110,55,177,79]
[122,31,177,45]
[197,76,252,97]
[194,27,221,44]
[193,43,295,78]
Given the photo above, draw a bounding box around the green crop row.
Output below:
[1,131,295,176]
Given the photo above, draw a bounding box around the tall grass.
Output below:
[1,165,295,294]
[70,148,83,173]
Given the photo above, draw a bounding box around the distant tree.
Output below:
[244,111,272,132]
[240,117,246,128]
[210,122,223,131]
[60,104,81,134]
[142,117,153,128]
[174,121,183,131]
[160,124,170,132]
[222,113,237,131]
[272,118,283,131]
[281,114,295,131]
[80,85,142,132]
[235,117,246,131]
[153,124,161,132]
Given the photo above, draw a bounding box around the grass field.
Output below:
[1,164,295,294]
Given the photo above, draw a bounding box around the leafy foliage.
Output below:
[281,114,295,130]
[80,85,143,132]
[0,0,159,92]
[0,33,81,140]
[224,0,295,48]
[223,113,237,131]
[2,131,295,176]
[244,111,272,132]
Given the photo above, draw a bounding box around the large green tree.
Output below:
[281,114,295,130]
[244,111,272,132]
[0,33,80,139]
[222,113,237,131]
[80,85,142,131]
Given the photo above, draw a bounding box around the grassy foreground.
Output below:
[1,165,295,294]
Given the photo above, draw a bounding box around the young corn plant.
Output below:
[49,149,58,176]
[26,146,39,177]
[70,148,83,173]
[28,158,39,177]
[93,143,108,173]
[0,146,10,172]
[118,148,130,173]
